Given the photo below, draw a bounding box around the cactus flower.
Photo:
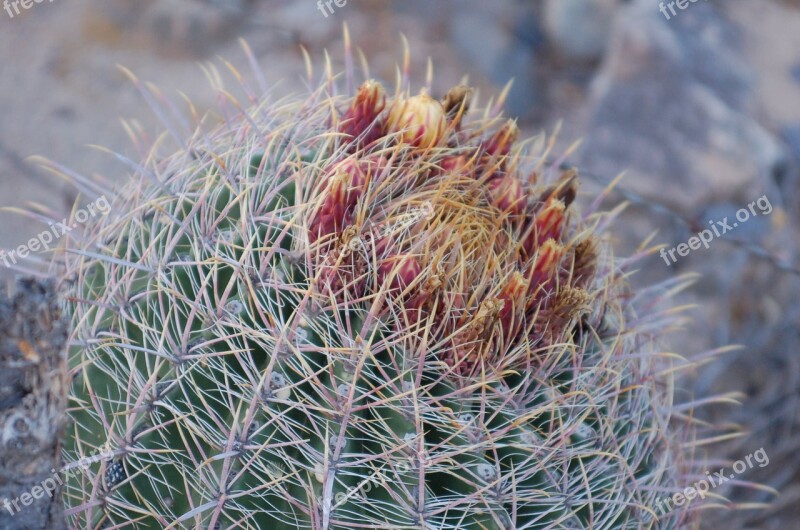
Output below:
[386,91,447,148]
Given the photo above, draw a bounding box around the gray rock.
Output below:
[450,1,540,119]
[543,0,623,62]
[575,0,786,212]
[792,62,800,83]
[143,0,254,56]
[782,124,800,159]
[0,279,69,530]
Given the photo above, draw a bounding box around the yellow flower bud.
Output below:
[386,92,447,148]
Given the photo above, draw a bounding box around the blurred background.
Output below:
[0,0,798,527]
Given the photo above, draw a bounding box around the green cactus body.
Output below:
[53,47,695,530]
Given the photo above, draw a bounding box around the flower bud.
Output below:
[387,92,447,148]
[534,198,566,244]
[522,197,566,257]
[483,120,519,158]
[439,155,470,175]
[496,271,529,339]
[525,239,565,301]
[309,159,368,242]
[538,168,578,208]
[487,175,525,216]
[378,254,422,294]
[338,80,386,149]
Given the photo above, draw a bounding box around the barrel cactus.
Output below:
[51,42,698,529]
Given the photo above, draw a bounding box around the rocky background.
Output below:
[1,0,798,527]
[0,279,68,530]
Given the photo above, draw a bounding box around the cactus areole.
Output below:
[58,47,693,529]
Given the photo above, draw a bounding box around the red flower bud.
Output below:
[496,271,529,339]
[378,254,422,294]
[523,197,566,257]
[309,160,368,242]
[483,119,519,158]
[338,80,386,149]
[525,239,564,301]
[488,175,525,216]
[535,198,566,243]
[439,155,470,175]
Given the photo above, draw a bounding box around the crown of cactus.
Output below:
[52,42,698,530]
